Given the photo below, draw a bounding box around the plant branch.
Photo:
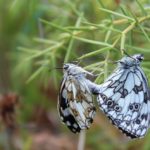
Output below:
[120,15,150,52]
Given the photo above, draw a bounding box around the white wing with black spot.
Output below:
[97,54,150,138]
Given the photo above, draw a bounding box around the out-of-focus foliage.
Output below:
[1,0,150,149]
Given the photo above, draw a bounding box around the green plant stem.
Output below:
[99,7,135,21]
[104,51,110,79]
[120,15,150,52]
[77,131,86,150]
[117,16,150,31]
[113,15,150,25]
[98,14,150,80]
[64,14,83,62]
[104,26,112,79]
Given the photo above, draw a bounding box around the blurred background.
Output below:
[1,0,150,149]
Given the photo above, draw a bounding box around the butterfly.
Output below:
[58,63,97,133]
[97,54,150,138]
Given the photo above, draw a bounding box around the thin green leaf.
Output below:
[120,5,130,17]
[64,13,83,62]
[138,24,150,41]
[26,66,44,83]
[96,0,105,8]
[33,38,59,45]
[40,19,72,34]
[96,0,112,20]
[128,30,133,46]
[65,26,96,31]
[78,46,113,59]
[99,8,135,22]
[105,26,112,42]
[143,67,150,73]
[83,22,122,33]
[128,10,139,23]
[126,45,150,53]
[120,33,126,51]
[84,61,104,70]
[51,56,58,88]
[24,42,64,61]
[64,38,74,63]
[120,5,135,19]
[143,27,150,32]
[95,72,104,84]
[18,47,39,54]
[136,0,147,16]
[64,0,86,20]
[73,36,112,47]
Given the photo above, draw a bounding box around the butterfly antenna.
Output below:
[122,49,130,57]
[122,49,135,60]
[48,67,63,72]
[42,64,63,72]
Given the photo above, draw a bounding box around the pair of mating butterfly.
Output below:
[58,54,150,139]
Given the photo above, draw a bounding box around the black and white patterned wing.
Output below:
[58,77,81,133]
[97,66,150,138]
[58,75,96,133]
[66,75,96,129]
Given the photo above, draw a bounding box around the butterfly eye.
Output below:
[136,54,144,61]
[63,64,69,70]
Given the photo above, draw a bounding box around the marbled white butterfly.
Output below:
[97,54,150,138]
[58,63,97,133]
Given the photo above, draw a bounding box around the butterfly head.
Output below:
[118,54,144,68]
[63,63,93,76]
[132,54,144,62]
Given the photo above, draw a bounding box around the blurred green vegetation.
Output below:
[1,0,150,150]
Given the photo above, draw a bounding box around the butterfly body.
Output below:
[97,54,150,138]
[58,64,96,133]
